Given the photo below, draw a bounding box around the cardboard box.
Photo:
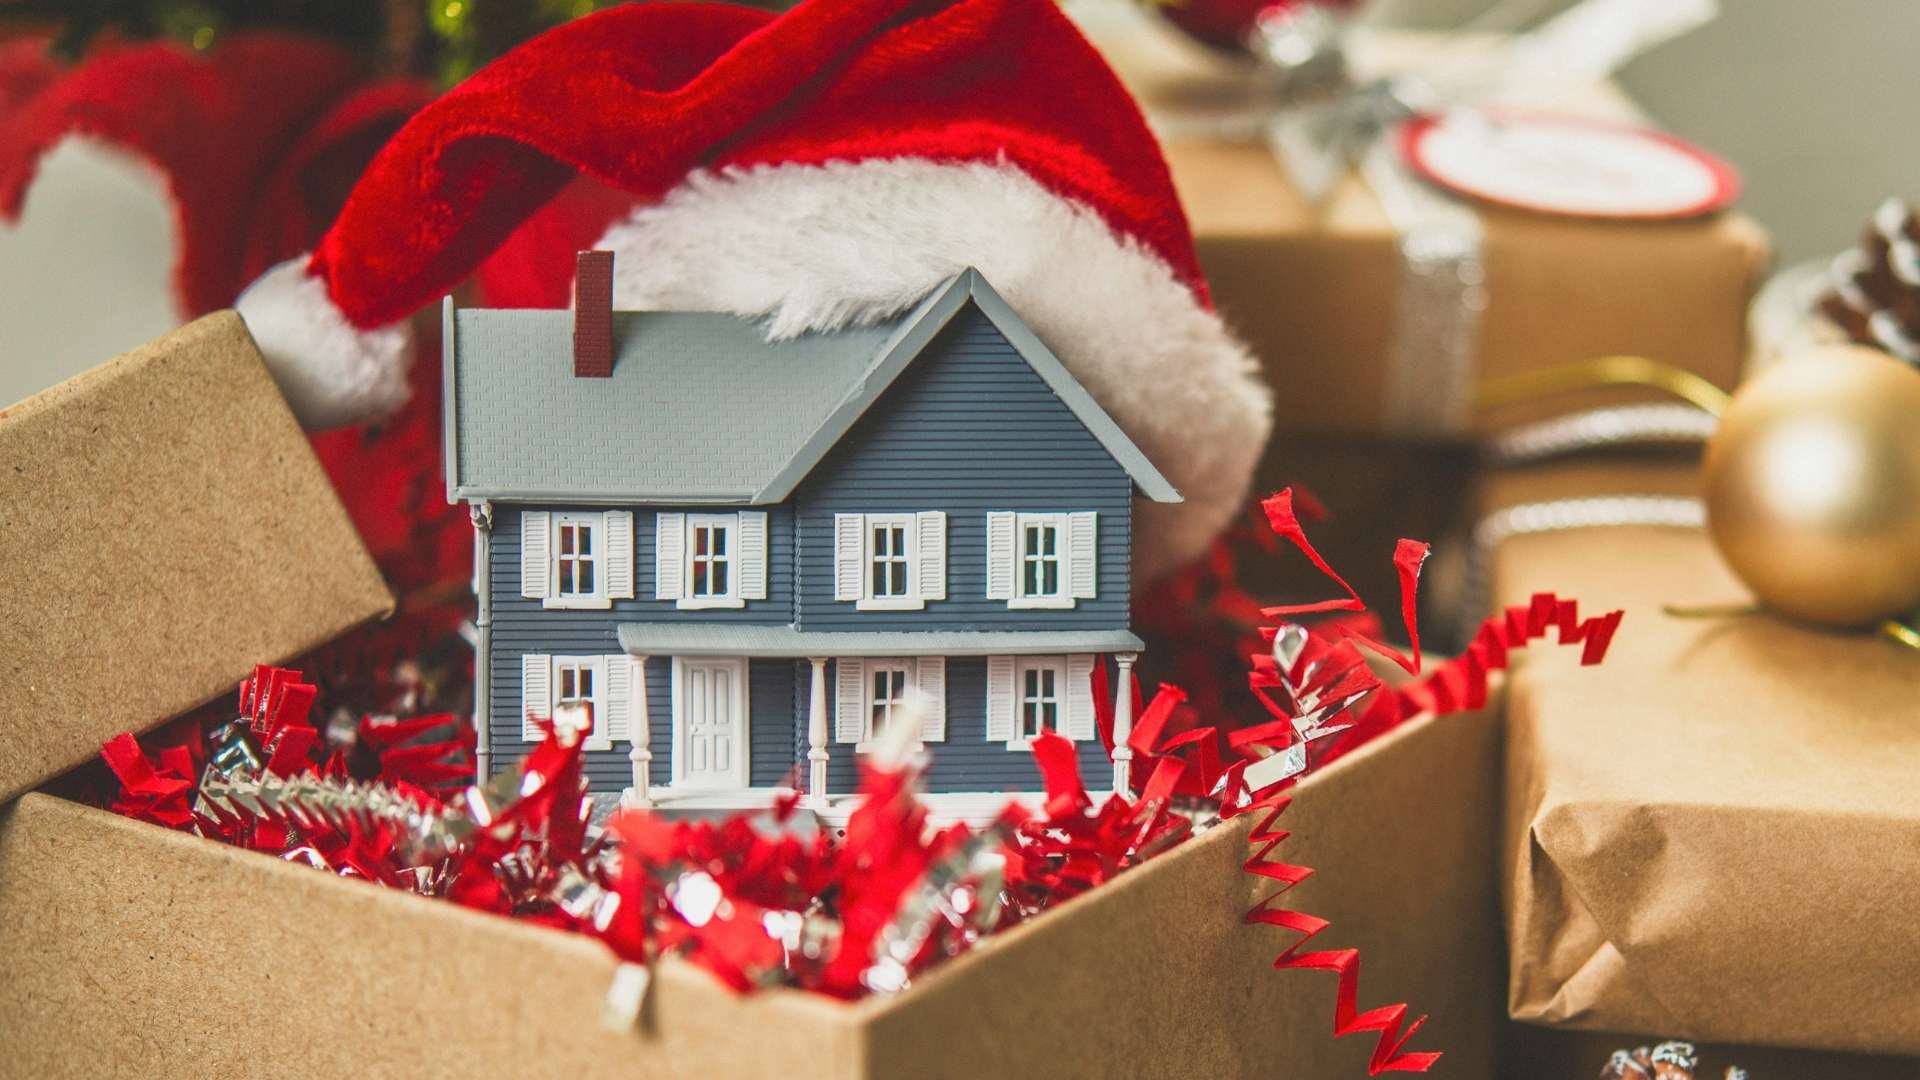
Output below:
[1493,520,1920,1057]
[0,312,394,803]
[1075,7,1773,439]
[0,702,1502,1078]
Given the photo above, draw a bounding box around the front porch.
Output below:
[609,624,1149,811]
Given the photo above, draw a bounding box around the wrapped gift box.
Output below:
[0,312,393,802]
[1493,519,1920,1057]
[1073,6,1773,438]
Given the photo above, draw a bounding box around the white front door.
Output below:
[673,657,748,788]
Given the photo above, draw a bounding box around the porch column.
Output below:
[806,657,830,810]
[622,656,652,809]
[1111,653,1138,797]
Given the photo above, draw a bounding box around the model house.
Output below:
[444,252,1180,815]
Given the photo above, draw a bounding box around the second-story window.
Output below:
[690,517,731,599]
[1019,516,1063,601]
[869,515,912,600]
[521,510,631,610]
[653,511,766,610]
[556,517,598,600]
[834,511,947,611]
[987,511,1097,610]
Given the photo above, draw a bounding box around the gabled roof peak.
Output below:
[444,270,1180,506]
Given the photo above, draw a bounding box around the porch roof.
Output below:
[615,624,1143,659]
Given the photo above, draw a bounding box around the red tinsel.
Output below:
[88,490,1621,1072]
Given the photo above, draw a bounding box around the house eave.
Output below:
[616,624,1146,659]
[448,486,766,506]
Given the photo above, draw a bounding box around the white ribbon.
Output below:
[1263,0,1718,433]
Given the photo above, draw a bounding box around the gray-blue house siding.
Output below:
[454,267,1178,805]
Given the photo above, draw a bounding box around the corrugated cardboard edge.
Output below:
[853,702,1506,1078]
[0,704,1503,1079]
[0,792,867,1080]
[0,312,394,802]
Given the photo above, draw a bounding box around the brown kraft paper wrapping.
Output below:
[0,705,1504,1078]
[1078,10,1773,438]
[1494,524,1920,1055]
[0,312,394,803]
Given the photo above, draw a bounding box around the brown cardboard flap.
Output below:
[845,700,1505,1078]
[1496,526,1920,1055]
[0,313,393,803]
[0,792,863,1080]
[0,704,1504,1078]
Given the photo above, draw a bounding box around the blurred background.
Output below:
[4,0,1914,402]
[1373,0,1919,265]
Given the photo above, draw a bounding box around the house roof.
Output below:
[444,270,1181,506]
[616,624,1144,659]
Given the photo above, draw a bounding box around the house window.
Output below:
[834,512,946,611]
[555,517,598,600]
[556,659,596,713]
[869,515,912,600]
[868,662,912,743]
[521,510,630,611]
[1017,658,1064,741]
[837,657,947,749]
[655,511,765,610]
[1019,516,1064,601]
[689,516,731,600]
[987,511,1095,610]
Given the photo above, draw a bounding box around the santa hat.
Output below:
[0,32,428,334]
[236,0,1271,580]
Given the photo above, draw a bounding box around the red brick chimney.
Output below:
[572,250,614,378]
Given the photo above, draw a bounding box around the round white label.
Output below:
[1399,110,1740,220]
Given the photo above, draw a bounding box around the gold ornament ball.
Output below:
[1702,344,1920,627]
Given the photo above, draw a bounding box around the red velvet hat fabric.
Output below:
[310,0,1205,327]
[0,33,430,320]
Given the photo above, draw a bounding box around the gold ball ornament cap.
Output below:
[1703,345,1920,627]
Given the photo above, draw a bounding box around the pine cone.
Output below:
[1817,198,1920,365]
[1597,1040,1749,1080]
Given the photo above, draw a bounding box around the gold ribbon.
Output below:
[1474,355,1918,649]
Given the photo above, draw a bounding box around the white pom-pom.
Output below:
[235,257,411,430]
[595,159,1272,580]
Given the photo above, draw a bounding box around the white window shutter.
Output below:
[1068,512,1098,600]
[835,659,865,744]
[602,511,634,599]
[520,511,551,599]
[915,511,947,602]
[654,512,685,601]
[1064,654,1097,740]
[916,656,947,742]
[737,511,768,600]
[985,655,1016,742]
[602,655,633,744]
[520,653,551,741]
[985,512,1016,600]
[833,514,864,601]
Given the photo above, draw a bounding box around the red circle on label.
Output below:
[1399,109,1742,220]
